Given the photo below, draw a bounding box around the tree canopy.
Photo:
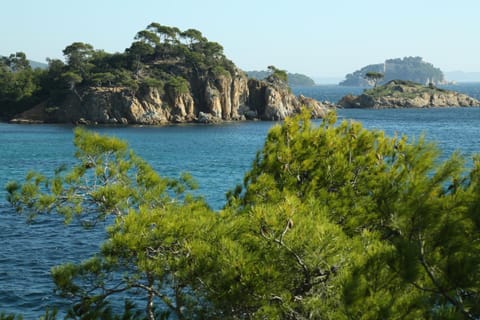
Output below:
[0,53,45,119]
[364,71,384,87]
[5,110,480,319]
[267,65,289,83]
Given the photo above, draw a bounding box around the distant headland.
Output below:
[246,70,316,87]
[339,57,447,87]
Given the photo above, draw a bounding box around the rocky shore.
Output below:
[10,72,333,125]
[339,80,480,109]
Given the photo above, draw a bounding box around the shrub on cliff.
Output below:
[165,76,190,96]
[267,65,288,83]
[7,111,480,319]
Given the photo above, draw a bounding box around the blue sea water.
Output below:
[1,83,480,317]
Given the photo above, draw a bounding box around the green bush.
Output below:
[165,76,189,95]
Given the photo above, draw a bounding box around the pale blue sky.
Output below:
[2,0,479,78]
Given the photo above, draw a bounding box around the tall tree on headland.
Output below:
[267,65,288,83]
[365,71,384,87]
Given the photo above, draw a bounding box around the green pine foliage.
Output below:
[267,65,288,84]
[5,111,480,319]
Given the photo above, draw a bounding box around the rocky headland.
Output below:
[5,23,332,125]
[338,80,480,109]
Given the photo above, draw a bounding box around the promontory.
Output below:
[1,23,332,124]
[339,80,480,109]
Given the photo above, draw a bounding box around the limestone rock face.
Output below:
[231,74,249,119]
[129,87,170,124]
[11,68,332,124]
[339,80,480,109]
[202,73,250,121]
[167,91,195,122]
[246,79,332,120]
[18,87,171,125]
[204,81,223,119]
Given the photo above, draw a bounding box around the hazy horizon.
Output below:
[3,0,480,79]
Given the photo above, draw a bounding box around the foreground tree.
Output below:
[6,111,480,319]
[6,128,216,319]
[232,110,480,318]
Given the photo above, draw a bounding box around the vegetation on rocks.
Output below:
[6,110,480,319]
[365,80,446,98]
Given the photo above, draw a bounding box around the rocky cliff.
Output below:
[338,80,480,109]
[10,70,333,125]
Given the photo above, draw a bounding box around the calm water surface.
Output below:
[1,83,480,317]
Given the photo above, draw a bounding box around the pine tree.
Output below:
[6,112,480,319]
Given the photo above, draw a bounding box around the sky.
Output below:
[2,0,480,80]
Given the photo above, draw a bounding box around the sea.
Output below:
[1,83,480,317]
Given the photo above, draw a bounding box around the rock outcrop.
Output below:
[339,80,480,109]
[10,70,333,125]
[247,78,331,120]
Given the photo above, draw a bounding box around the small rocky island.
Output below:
[339,80,480,109]
[2,23,332,125]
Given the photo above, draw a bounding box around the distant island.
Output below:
[340,57,446,87]
[1,24,331,124]
[246,70,316,87]
[339,80,480,108]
